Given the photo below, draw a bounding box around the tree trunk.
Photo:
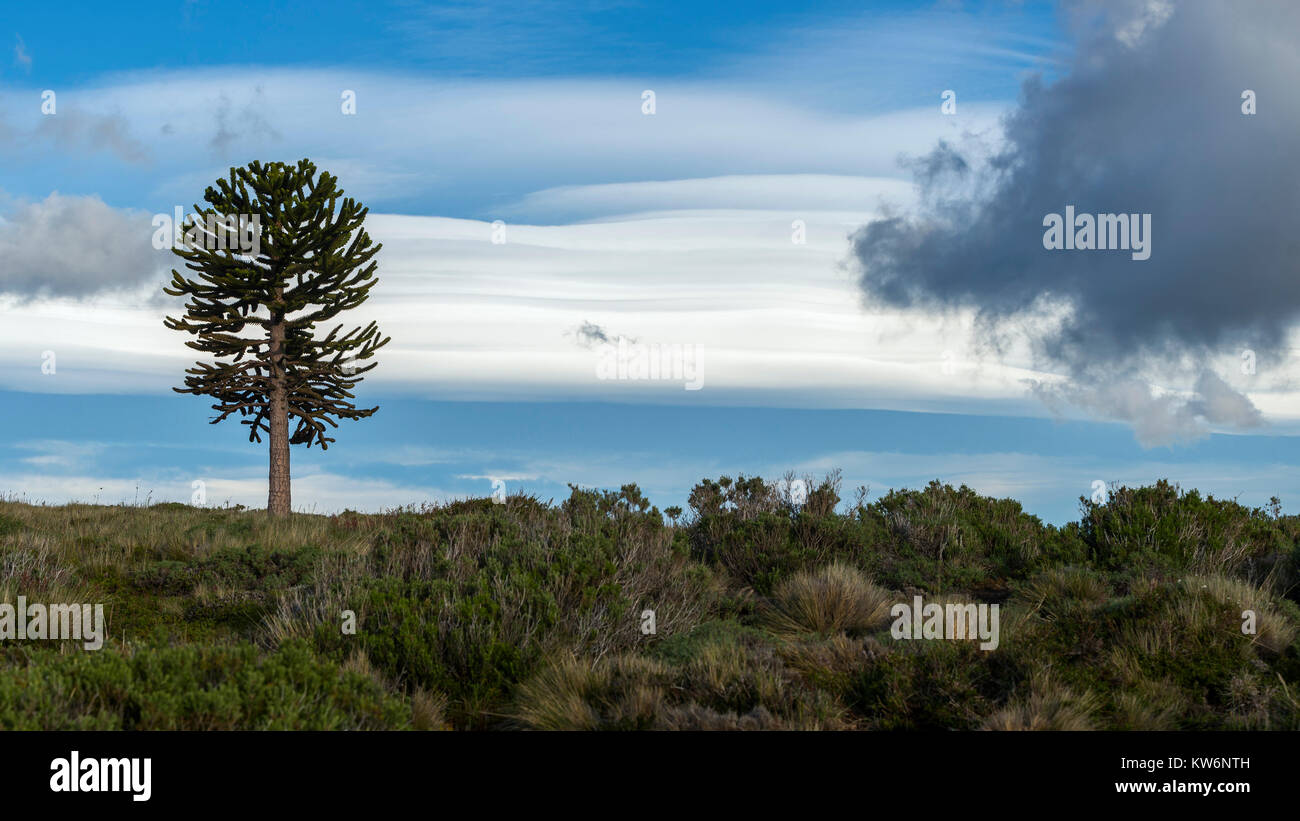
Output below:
[268,316,291,517]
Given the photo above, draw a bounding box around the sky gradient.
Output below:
[1,0,1296,525]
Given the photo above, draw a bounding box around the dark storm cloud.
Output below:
[568,321,636,350]
[848,0,1298,445]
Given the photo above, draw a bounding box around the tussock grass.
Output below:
[982,677,1099,731]
[512,653,669,730]
[761,562,893,637]
[1184,574,1298,655]
[1110,679,1187,730]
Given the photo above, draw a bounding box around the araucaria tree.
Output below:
[164,159,390,517]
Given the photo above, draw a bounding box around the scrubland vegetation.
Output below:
[1,473,1298,730]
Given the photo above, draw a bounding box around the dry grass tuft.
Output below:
[512,653,672,731]
[411,687,450,730]
[982,676,1099,731]
[1184,574,1297,655]
[762,562,893,637]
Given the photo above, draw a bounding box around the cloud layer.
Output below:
[848,0,1300,445]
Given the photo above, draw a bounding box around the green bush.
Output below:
[0,641,410,730]
[1079,480,1287,575]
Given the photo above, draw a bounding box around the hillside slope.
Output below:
[0,475,1297,730]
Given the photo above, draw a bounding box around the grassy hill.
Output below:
[1,474,1298,730]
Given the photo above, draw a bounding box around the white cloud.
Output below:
[501,174,918,222]
[0,65,1295,431]
[0,68,1009,212]
[13,440,108,469]
[0,470,455,514]
[4,202,1300,428]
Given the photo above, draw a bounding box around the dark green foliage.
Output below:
[0,641,408,730]
[1,474,1298,730]
[1078,480,1290,576]
[163,159,390,450]
[685,476,1088,594]
[647,619,773,667]
[844,640,1011,730]
[130,544,323,595]
[321,578,534,726]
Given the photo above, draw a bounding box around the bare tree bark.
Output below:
[268,313,291,517]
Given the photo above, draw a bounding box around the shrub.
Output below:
[842,638,1013,730]
[1079,481,1285,575]
[0,641,410,730]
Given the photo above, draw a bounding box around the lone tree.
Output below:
[164,159,390,517]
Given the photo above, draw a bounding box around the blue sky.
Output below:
[5,1,1059,91]
[1,0,1064,216]
[2,0,1297,524]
